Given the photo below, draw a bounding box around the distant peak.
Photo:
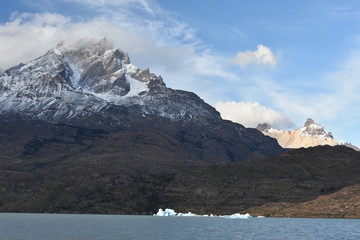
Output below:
[256,123,272,132]
[304,118,315,127]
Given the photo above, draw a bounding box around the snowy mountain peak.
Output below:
[59,39,164,98]
[257,118,339,149]
[300,118,333,139]
[304,118,315,127]
[0,39,219,125]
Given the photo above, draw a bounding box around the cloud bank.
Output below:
[0,2,195,72]
[230,45,278,68]
[0,6,238,104]
[215,101,295,129]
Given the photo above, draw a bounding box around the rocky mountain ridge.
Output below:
[257,118,339,149]
[0,39,283,163]
[0,39,220,126]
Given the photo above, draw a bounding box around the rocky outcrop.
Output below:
[341,142,360,151]
[247,184,360,218]
[256,118,338,148]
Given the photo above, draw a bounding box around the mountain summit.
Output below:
[0,39,219,126]
[256,118,338,148]
[0,39,283,162]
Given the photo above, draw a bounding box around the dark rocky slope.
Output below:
[0,114,280,214]
[1,122,360,218]
[159,145,360,217]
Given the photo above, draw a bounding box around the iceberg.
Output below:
[155,208,198,217]
[155,208,177,216]
[154,208,253,219]
[177,212,197,217]
[222,213,253,219]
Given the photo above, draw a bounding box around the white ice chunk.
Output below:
[222,213,253,219]
[177,212,198,217]
[154,208,253,219]
[155,208,177,216]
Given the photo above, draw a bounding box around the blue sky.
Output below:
[1,0,360,146]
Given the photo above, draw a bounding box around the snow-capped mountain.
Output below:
[256,118,339,149]
[0,39,219,127]
[0,38,283,162]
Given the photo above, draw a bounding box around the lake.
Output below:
[0,213,359,240]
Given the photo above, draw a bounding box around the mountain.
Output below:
[0,39,216,126]
[0,39,286,214]
[1,40,360,217]
[0,39,283,162]
[256,118,339,149]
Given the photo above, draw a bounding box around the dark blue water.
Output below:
[0,213,359,240]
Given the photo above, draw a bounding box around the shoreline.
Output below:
[0,211,359,219]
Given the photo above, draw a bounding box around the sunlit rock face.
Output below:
[256,118,339,149]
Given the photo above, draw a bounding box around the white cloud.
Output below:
[0,11,233,105]
[230,45,278,68]
[0,13,70,70]
[0,13,180,70]
[0,0,237,105]
[0,0,203,72]
[215,101,295,129]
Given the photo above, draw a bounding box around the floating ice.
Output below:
[177,212,197,217]
[155,208,177,216]
[154,208,253,219]
[222,213,253,219]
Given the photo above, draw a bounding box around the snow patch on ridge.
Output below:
[125,64,139,75]
[126,76,149,97]
[68,62,82,88]
[53,48,62,55]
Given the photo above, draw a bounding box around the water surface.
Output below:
[0,213,359,240]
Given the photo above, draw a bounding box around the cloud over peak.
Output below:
[215,101,295,129]
[230,45,278,68]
